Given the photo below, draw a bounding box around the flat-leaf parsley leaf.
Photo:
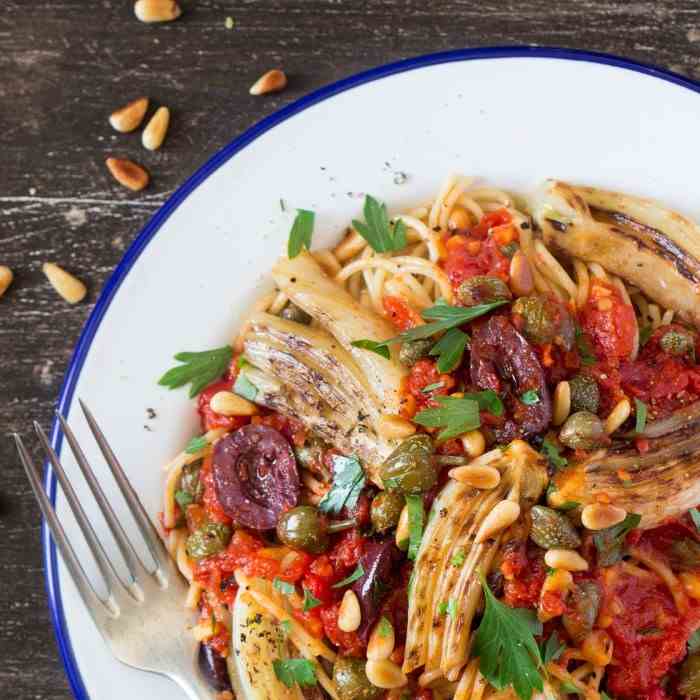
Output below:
[414,396,480,441]
[430,327,469,373]
[406,494,425,561]
[287,209,315,258]
[352,195,407,253]
[318,455,365,515]
[158,345,233,398]
[273,659,317,688]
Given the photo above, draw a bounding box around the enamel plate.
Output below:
[45,48,700,699]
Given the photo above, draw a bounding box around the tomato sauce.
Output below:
[198,379,250,432]
[383,294,422,330]
[404,358,455,409]
[501,543,546,609]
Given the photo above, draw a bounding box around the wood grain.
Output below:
[2,1,700,697]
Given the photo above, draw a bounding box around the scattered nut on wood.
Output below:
[109,97,149,133]
[249,69,288,96]
[0,266,13,298]
[134,0,182,23]
[42,263,87,304]
[142,106,170,151]
[106,157,150,191]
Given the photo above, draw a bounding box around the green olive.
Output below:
[371,491,405,533]
[380,434,436,495]
[562,581,602,645]
[669,538,700,571]
[399,338,433,366]
[530,505,581,549]
[333,657,383,700]
[186,522,232,560]
[280,302,312,325]
[179,461,203,503]
[660,328,695,357]
[558,411,606,450]
[512,295,575,350]
[680,652,700,696]
[568,374,600,414]
[276,506,329,554]
[457,275,512,307]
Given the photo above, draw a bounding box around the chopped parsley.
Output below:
[158,345,233,398]
[690,508,700,534]
[352,195,407,253]
[639,324,653,347]
[414,395,480,441]
[332,563,365,588]
[430,328,469,373]
[174,490,193,510]
[273,658,317,688]
[634,398,648,434]
[406,494,425,561]
[318,455,366,515]
[689,628,700,653]
[575,325,596,366]
[234,370,258,401]
[273,578,295,596]
[520,389,540,406]
[287,209,315,258]
[350,339,391,360]
[540,630,566,664]
[541,438,568,470]
[185,435,208,454]
[451,549,466,567]
[593,512,642,566]
[421,381,445,393]
[302,587,322,612]
[377,616,393,637]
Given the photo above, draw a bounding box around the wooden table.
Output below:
[2,1,699,696]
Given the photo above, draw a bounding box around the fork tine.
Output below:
[13,433,114,623]
[78,400,170,574]
[53,413,149,587]
[34,420,139,601]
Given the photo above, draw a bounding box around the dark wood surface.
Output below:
[2,1,700,696]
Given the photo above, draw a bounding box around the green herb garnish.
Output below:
[318,455,366,515]
[174,490,193,510]
[287,209,315,258]
[520,390,540,406]
[413,396,480,441]
[689,628,700,653]
[185,435,208,454]
[690,508,700,535]
[634,398,647,434]
[639,324,653,347]
[541,438,568,470]
[557,501,581,512]
[350,339,391,360]
[332,563,365,588]
[273,658,317,688]
[575,325,596,366]
[593,512,642,566]
[406,494,424,561]
[234,370,258,401]
[430,328,469,373]
[302,587,322,612]
[422,381,444,393]
[540,630,566,664]
[560,681,584,696]
[273,578,296,596]
[352,195,407,253]
[473,573,544,700]
[377,616,393,637]
[451,549,466,567]
[158,345,233,398]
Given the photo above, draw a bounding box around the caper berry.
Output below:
[568,374,600,414]
[562,581,602,645]
[333,657,383,700]
[186,522,232,560]
[660,328,695,357]
[558,411,606,450]
[280,302,312,325]
[399,338,434,367]
[530,505,581,549]
[457,275,512,307]
[512,295,575,350]
[276,505,329,554]
[370,491,405,533]
[380,434,436,495]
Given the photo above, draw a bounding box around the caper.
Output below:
[680,652,700,696]
[399,338,433,366]
[179,461,203,503]
[669,538,700,572]
[186,522,232,560]
[371,491,405,533]
[558,411,606,450]
[457,275,513,307]
[660,328,695,357]
[562,580,602,645]
[333,657,383,700]
[276,505,329,554]
[568,374,600,414]
[530,505,582,549]
[280,302,312,325]
[380,434,436,495]
[512,295,575,350]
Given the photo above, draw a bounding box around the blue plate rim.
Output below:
[43,46,700,699]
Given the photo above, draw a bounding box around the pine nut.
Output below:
[249,69,288,96]
[210,391,258,416]
[338,590,361,632]
[460,429,485,458]
[142,106,170,150]
[106,157,149,191]
[475,500,520,543]
[0,266,13,298]
[509,251,535,297]
[367,617,395,660]
[552,380,571,426]
[377,415,416,440]
[395,504,409,550]
[365,659,408,689]
[448,206,470,231]
[581,503,627,531]
[449,464,500,490]
[544,548,588,572]
[134,0,182,23]
[605,398,631,434]
[581,630,613,666]
[42,263,86,304]
[109,96,149,133]
[679,572,700,600]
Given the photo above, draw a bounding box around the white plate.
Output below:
[45,48,700,699]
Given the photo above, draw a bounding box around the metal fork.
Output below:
[14,400,215,700]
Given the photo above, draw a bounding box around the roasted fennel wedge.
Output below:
[532,180,700,326]
[403,440,548,682]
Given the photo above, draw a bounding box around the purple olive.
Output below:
[213,424,300,530]
[198,642,231,691]
[351,537,404,641]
